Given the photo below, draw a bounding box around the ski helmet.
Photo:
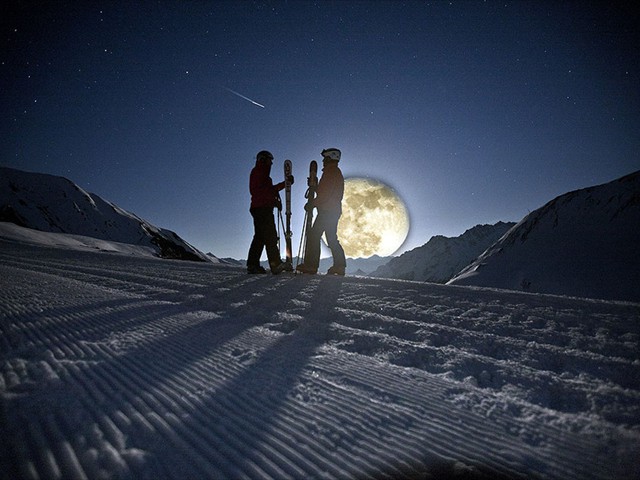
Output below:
[321,148,341,162]
[256,150,274,163]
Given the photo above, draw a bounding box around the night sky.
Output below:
[2,1,638,260]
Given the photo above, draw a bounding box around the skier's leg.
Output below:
[247,209,266,270]
[325,211,346,274]
[263,210,283,270]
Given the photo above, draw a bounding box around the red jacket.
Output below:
[250,161,285,209]
[315,162,344,213]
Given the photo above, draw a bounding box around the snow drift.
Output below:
[448,171,640,302]
[0,166,210,262]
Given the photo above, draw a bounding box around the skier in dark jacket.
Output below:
[247,150,293,274]
[297,148,346,275]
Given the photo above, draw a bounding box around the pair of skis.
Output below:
[282,159,317,271]
[283,160,293,268]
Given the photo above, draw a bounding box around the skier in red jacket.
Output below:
[247,150,293,274]
[297,148,346,275]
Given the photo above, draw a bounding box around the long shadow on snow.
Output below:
[183,275,345,478]
[75,273,310,393]
[178,276,535,480]
[1,271,311,479]
[1,264,275,359]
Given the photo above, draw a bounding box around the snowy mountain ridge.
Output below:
[448,170,640,302]
[0,166,212,262]
[370,222,515,282]
[3,166,639,303]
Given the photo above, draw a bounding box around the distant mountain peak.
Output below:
[1,166,211,262]
[370,221,515,283]
[448,170,640,302]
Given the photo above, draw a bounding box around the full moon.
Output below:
[333,177,410,258]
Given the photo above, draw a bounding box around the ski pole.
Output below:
[296,209,308,271]
[278,209,287,259]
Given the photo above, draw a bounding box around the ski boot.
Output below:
[327,265,345,276]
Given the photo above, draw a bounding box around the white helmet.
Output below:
[321,148,341,162]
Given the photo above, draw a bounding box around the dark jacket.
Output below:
[250,161,285,209]
[314,161,344,213]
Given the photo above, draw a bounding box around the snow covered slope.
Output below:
[371,222,515,282]
[448,171,640,302]
[1,236,639,480]
[0,166,210,262]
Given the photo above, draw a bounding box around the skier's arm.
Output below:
[274,174,293,192]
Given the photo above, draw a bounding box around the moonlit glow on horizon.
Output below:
[1,2,637,260]
[336,178,410,258]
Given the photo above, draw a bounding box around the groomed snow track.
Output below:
[1,241,639,479]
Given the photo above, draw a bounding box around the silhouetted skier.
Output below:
[297,148,346,275]
[247,150,293,274]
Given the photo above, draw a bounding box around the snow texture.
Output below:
[448,171,640,302]
[1,226,639,480]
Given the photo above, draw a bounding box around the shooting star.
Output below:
[223,87,265,109]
